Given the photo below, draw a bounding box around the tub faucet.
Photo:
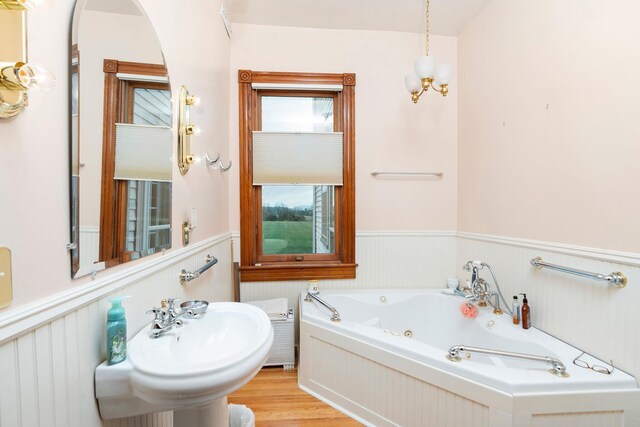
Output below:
[462,261,512,316]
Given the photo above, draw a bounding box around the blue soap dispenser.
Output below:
[106,296,128,365]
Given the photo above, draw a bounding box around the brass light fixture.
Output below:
[0,0,55,119]
[177,85,200,175]
[404,0,452,104]
[0,0,39,10]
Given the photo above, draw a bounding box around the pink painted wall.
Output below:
[229,24,458,232]
[0,0,231,308]
[458,0,640,253]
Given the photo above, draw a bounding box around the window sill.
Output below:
[239,263,357,282]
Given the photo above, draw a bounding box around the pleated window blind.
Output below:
[252,131,343,185]
[114,124,172,182]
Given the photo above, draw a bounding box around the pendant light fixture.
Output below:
[404,0,452,104]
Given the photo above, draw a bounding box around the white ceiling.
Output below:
[227,0,492,36]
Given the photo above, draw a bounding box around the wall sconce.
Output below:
[0,1,56,119]
[178,85,201,175]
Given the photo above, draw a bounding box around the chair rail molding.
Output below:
[457,232,640,267]
[0,232,232,345]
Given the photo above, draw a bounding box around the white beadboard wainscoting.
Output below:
[237,230,640,383]
[79,226,100,273]
[236,231,458,342]
[0,233,232,427]
[457,232,640,382]
[302,333,491,427]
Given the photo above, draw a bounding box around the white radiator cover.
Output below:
[264,308,295,369]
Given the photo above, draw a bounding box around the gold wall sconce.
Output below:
[0,1,55,119]
[178,85,201,175]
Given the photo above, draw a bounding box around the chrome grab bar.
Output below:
[447,345,568,377]
[304,292,341,322]
[180,254,218,285]
[530,257,626,288]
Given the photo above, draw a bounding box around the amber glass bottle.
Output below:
[519,293,531,329]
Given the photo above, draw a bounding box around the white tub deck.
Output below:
[299,289,640,427]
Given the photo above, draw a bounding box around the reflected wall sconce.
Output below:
[205,152,232,172]
[178,85,201,175]
[0,1,56,119]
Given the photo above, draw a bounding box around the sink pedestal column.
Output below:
[174,397,229,427]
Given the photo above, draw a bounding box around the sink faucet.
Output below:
[147,298,185,338]
[462,261,512,316]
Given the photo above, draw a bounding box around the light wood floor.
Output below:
[228,367,362,426]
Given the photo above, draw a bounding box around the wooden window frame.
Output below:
[99,59,169,267]
[238,70,357,282]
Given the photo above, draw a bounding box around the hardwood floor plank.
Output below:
[228,367,362,426]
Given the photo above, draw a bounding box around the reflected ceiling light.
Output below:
[404,0,452,104]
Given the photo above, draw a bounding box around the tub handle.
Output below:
[447,345,569,377]
[305,292,341,322]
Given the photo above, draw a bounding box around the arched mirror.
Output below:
[70,0,172,278]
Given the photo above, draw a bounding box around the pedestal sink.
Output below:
[95,302,274,427]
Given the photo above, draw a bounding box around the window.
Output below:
[238,70,356,281]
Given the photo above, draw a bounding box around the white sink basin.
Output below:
[96,302,273,424]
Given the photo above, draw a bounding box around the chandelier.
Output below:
[404,0,452,104]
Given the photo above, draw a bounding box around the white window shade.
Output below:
[115,124,172,182]
[252,131,343,185]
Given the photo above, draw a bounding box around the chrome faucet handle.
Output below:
[463,260,486,271]
[146,307,163,321]
[161,298,180,309]
[166,298,183,321]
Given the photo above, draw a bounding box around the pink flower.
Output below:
[460,302,478,319]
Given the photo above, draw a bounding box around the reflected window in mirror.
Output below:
[124,83,172,256]
[100,61,171,267]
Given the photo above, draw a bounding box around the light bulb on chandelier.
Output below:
[405,0,452,104]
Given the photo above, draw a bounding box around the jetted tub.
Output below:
[298,289,640,427]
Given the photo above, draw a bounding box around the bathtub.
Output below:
[298,289,640,427]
